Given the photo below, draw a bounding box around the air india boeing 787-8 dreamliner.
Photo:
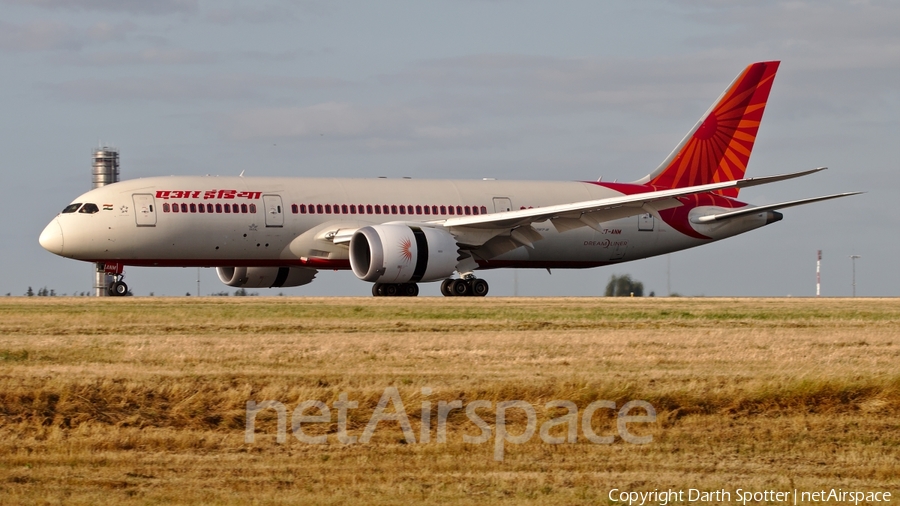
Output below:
[39,61,858,296]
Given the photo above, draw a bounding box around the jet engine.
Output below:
[350,225,459,283]
[216,266,317,288]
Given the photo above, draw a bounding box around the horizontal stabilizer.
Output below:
[691,192,863,224]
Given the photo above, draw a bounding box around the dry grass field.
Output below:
[0,297,898,505]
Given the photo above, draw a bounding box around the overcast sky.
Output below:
[3,0,897,297]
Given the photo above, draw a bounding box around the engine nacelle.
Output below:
[216,266,316,288]
[350,225,459,283]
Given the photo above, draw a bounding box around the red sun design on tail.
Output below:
[648,61,780,198]
[399,238,413,263]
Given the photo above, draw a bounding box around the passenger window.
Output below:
[79,203,100,214]
[163,203,170,213]
[241,204,248,213]
[62,203,82,213]
[249,204,256,213]
[215,204,222,213]
[190,203,197,213]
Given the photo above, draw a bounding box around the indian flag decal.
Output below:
[103,204,114,210]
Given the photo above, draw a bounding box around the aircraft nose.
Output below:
[39,219,64,255]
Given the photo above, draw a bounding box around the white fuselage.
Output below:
[40,175,770,275]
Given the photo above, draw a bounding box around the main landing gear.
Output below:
[370,277,489,297]
[440,277,489,297]
[372,283,419,297]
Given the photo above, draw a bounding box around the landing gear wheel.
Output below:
[384,284,399,297]
[451,279,470,297]
[440,279,454,297]
[373,283,384,297]
[109,281,128,296]
[403,283,419,297]
[471,279,489,297]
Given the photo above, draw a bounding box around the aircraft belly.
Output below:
[485,214,708,268]
[96,216,298,264]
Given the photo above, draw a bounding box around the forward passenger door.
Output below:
[132,194,157,227]
[263,195,284,227]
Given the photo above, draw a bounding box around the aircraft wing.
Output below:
[440,168,826,240]
[328,167,834,253]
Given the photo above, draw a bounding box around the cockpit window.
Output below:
[79,203,100,214]
[62,203,82,213]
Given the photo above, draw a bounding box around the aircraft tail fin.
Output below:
[637,61,780,197]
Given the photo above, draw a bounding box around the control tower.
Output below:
[92,147,119,296]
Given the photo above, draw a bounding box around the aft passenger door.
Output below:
[638,213,654,231]
[132,194,157,227]
[263,195,284,227]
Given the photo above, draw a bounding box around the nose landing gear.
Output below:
[102,262,130,297]
[108,276,129,296]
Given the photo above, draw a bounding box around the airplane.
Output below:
[39,61,859,297]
